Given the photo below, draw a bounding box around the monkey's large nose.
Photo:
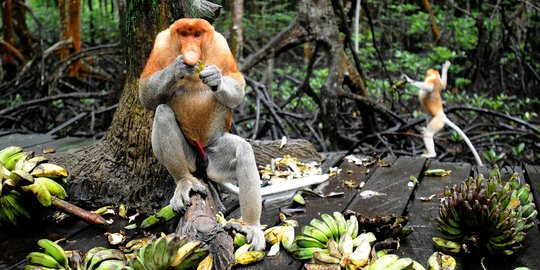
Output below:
[182,50,200,66]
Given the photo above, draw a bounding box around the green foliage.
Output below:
[26,0,119,45]
[483,148,506,165]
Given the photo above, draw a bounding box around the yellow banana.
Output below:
[234,251,265,265]
[385,257,414,270]
[350,239,370,267]
[327,239,342,259]
[196,255,213,270]
[346,215,359,238]
[171,241,201,267]
[30,163,68,179]
[22,156,49,172]
[35,177,67,199]
[37,239,68,268]
[353,232,377,247]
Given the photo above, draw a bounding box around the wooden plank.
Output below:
[25,136,98,154]
[0,133,56,149]
[345,156,427,216]
[398,161,472,266]
[233,155,387,270]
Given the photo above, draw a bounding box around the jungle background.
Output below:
[1,0,539,167]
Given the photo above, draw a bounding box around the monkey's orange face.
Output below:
[171,19,213,66]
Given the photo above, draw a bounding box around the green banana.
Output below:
[0,196,18,225]
[432,237,461,254]
[301,225,329,243]
[368,254,399,270]
[281,225,295,251]
[37,239,68,268]
[35,177,67,199]
[386,257,414,270]
[0,146,23,164]
[26,252,63,268]
[333,212,347,237]
[3,191,31,219]
[310,218,334,240]
[321,213,339,240]
[151,236,168,267]
[4,151,29,170]
[197,255,213,270]
[22,180,52,207]
[155,204,177,221]
[295,236,326,248]
[292,247,328,260]
[94,259,126,270]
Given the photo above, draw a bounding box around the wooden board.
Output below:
[0,133,55,149]
[25,136,98,154]
[345,156,426,216]
[524,164,540,214]
[398,161,472,265]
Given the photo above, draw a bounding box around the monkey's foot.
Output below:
[421,152,437,158]
[170,177,207,212]
[226,223,266,251]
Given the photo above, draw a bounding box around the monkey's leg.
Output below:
[205,133,265,251]
[152,104,205,212]
[421,113,445,158]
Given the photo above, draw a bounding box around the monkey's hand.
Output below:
[173,55,197,80]
[226,223,266,251]
[442,60,451,70]
[170,176,207,212]
[199,65,222,89]
[401,74,413,83]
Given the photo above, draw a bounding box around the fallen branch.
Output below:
[0,91,109,115]
[51,196,108,227]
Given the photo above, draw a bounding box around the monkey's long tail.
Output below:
[444,118,484,166]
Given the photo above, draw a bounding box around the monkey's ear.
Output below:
[190,0,222,24]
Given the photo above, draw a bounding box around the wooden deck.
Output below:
[1,134,539,269]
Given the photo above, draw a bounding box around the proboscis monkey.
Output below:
[139,18,266,250]
[402,61,483,166]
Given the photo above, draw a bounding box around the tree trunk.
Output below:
[230,0,244,59]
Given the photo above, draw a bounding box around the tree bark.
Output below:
[230,0,244,59]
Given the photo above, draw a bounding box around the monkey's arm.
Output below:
[441,61,451,89]
[402,74,434,92]
[199,66,245,109]
[139,56,196,110]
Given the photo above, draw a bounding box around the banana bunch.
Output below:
[368,254,426,270]
[345,210,414,240]
[25,239,69,270]
[82,247,126,270]
[140,204,178,229]
[127,233,210,270]
[0,146,69,223]
[436,166,538,255]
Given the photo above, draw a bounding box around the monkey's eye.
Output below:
[194,31,202,38]
[181,31,188,37]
